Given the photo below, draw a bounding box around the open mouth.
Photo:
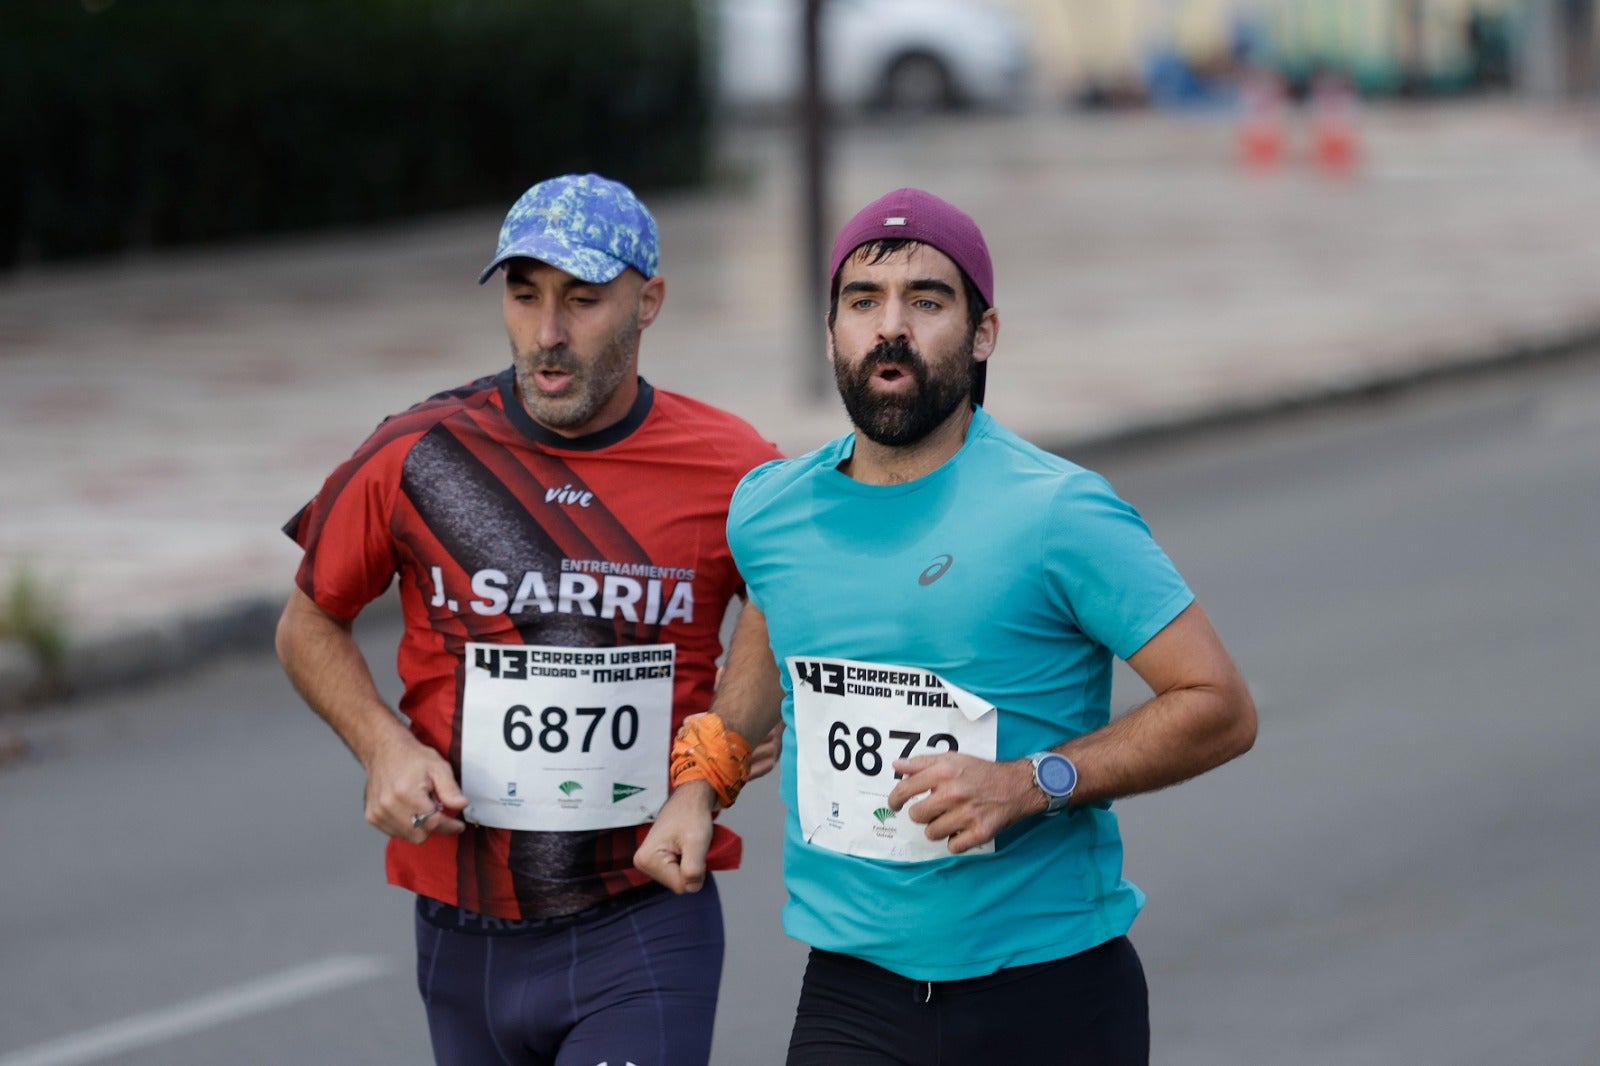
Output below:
[534,368,574,393]
[872,363,916,390]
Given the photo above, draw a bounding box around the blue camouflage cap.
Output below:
[477,173,660,285]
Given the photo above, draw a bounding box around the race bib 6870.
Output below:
[460,642,674,831]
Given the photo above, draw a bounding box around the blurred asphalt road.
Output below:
[2,100,1600,710]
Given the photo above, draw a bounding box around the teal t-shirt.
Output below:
[728,408,1194,981]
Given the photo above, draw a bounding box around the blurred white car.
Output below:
[709,0,1032,113]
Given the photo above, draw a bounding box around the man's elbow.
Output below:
[275,590,333,669]
[1217,681,1257,763]
[274,600,297,668]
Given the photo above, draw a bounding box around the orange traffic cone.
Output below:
[1237,71,1287,174]
[1310,73,1361,177]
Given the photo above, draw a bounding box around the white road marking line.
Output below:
[0,954,390,1066]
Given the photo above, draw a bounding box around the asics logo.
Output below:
[545,483,594,508]
[918,554,953,586]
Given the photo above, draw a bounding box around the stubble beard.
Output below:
[513,309,640,431]
[833,334,976,447]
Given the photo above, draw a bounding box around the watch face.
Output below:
[1037,754,1076,796]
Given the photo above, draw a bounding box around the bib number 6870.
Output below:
[827,721,957,779]
[502,704,639,754]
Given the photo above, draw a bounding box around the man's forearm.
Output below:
[1060,683,1254,807]
[277,587,468,840]
[274,587,410,769]
[1061,602,1256,808]
[707,602,785,743]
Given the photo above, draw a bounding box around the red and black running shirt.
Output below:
[285,370,781,920]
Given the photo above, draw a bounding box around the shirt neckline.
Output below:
[824,405,990,495]
[496,368,655,451]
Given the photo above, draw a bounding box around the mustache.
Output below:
[861,337,925,372]
[516,344,577,371]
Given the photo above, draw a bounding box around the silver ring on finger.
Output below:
[411,810,433,829]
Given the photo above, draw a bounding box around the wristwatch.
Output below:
[1026,751,1078,816]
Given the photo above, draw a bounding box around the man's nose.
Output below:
[536,308,568,351]
[876,298,910,343]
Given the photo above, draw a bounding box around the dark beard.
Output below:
[834,335,975,447]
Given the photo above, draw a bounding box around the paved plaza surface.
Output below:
[2,99,1599,707]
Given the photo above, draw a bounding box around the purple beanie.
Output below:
[829,188,993,307]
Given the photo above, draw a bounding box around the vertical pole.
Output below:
[801,0,831,400]
[1399,0,1424,93]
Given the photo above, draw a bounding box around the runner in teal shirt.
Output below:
[729,406,1194,979]
[638,187,1256,1066]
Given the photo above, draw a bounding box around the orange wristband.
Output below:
[670,713,753,808]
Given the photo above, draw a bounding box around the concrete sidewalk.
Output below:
[3,99,1600,710]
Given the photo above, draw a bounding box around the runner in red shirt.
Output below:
[276,173,781,1065]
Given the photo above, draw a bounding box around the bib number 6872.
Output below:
[827,720,957,779]
[502,704,639,754]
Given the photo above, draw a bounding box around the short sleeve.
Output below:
[1043,471,1194,661]
[283,433,409,621]
[726,458,787,569]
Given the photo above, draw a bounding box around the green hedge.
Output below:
[0,0,710,268]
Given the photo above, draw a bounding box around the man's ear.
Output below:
[972,307,1000,364]
[637,274,666,329]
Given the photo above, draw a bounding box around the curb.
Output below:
[0,596,285,712]
[1042,325,1600,461]
[0,589,412,762]
[0,640,51,716]
[3,328,1597,722]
